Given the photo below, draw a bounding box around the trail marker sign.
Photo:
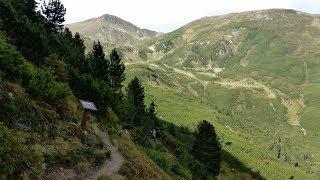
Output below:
[79,100,97,130]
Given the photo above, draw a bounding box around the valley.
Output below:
[117,9,320,179]
[1,1,320,178]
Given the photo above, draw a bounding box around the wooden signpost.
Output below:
[79,100,97,130]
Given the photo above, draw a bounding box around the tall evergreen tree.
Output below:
[74,33,85,52]
[147,101,162,129]
[90,41,110,81]
[192,120,222,177]
[109,49,125,92]
[11,0,39,21]
[41,0,66,30]
[63,28,72,39]
[127,77,146,125]
[70,32,89,73]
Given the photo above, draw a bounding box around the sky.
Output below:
[55,0,320,33]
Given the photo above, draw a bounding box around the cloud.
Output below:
[58,0,320,32]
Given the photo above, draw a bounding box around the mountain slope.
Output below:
[66,14,160,50]
[124,9,320,179]
[0,1,260,179]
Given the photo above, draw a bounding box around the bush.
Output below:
[138,50,148,60]
[144,149,174,172]
[43,53,69,82]
[0,35,26,80]
[0,82,60,131]
[0,125,44,176]
[0,36,70,103]
[98,107,120,135]
[27,68,70,103]
[44,145,110,170]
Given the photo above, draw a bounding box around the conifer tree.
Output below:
[147,101,163,134]
[192,120,222,177]
[147,101,156,117]
[109,49,125,92]
[71,32,90,73]
[41,0,66,30]
[63,28,72,39]
[90,41,110,81]
[74,33,85,50]
[127,77,146,125]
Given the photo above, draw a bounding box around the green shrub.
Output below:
[138,50,148,60]
[43,53,69,82]
[144,149,174,172]
[0,125,44,176]
[155,40,174,53]
[27,68,70,103]
[0,35,25,80]
[44,146,110,169]
[98,107,120,135]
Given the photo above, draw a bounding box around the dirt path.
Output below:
[44,131,125,180]
[214,78,277,99]
[84,131,125,180]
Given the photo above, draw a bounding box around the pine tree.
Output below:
[147,101,162,130]
[147,101,156,117]
[11,0,39,21]
[192,120,222,177]
[74,33,85,50]
[90,41,110,81]
[72,32,90,73]
[63,28,72,39]
[127,77,146,125]
[109,49,125,92]
[41,0,66,30]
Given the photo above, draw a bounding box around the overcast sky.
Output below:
[56,0,320,32]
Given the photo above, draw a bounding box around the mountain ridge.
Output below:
[66,9,320,179]
[123,8,320,179]
[66,14,161,51]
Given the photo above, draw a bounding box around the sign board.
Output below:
[79,100,97,111]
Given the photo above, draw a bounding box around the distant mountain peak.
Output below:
[66,14,160,50]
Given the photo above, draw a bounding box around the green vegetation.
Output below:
[2,0,319,179]
[124,9,320,179]
[0,0,236,179]
[192,120,222,177]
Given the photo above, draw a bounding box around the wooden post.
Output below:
[79,99,97,130]
[81,110,90,130]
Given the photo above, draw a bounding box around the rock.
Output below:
[13,121,31,131]
[149,74,159,85]
[216,42,233,58]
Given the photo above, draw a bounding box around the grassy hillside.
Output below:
[0,0,262,179]
[125,9,320,179]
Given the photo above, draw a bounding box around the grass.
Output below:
[116,135,171,179]
[125,10,320,179]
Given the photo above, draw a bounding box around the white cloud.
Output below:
[57,0,320,32]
